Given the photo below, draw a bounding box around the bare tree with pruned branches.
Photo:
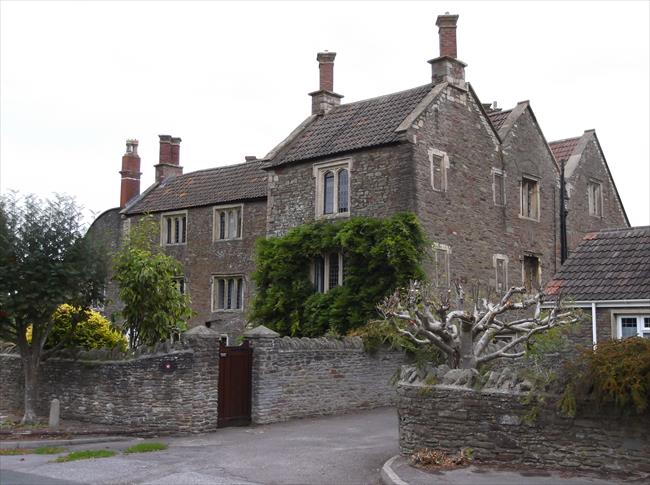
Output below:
[378,281,579,369]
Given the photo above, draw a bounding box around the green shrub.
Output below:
[28,304,127,351]
[249,213,427,336]
[567,337,650,415]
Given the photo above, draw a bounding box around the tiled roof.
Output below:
[124,161,267,215]
[487,109,512,131]
[270,83,436,166]
[549,137,580,162]
[545,226,650,301]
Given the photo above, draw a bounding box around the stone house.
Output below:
[545,226,650,346]
[89,14,629,339]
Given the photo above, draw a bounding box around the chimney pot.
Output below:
[245,155,257,162]
[155,135,183,183]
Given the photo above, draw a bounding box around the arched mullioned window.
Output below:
[338,168,349,213]
[323,171,335,214]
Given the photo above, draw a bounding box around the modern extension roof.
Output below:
[545,226,650,302]
[123,161,268,215]
[549,136,581,163]
[267,83,437,167]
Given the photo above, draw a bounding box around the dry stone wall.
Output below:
[246,331,409,424]
[397,377,649,477]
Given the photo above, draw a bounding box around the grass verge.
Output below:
[123,442,168,454]
[0,446,65,456]
[54,450,116,462]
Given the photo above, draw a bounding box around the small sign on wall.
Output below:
[160,360,177,373]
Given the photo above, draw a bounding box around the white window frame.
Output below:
[433,243,451,288]
[429,148,449,192]
[313,158,352,219]
[213,204,244,242]
[616,314,650,339]
[521,253,541,292]
[519,175,540,221]
[493,254,509,294]
[211,275,245,312]
[161,210,188,246]
[587,179,603,218]
[492,168,506,206]
[311,253,344,293]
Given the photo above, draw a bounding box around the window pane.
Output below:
[237,278,243,309]
[166,217,172,244]
[644,317,650,329]
[494,173,504,206]
[237,208,242,238]
[496,258,506,294]
[219,212,225,239]
[523,255,539,292]
[314,256,325,293]
[432,157,442,191]
[227,279,234,309]
[436,249,449,287]
[181,216,187,243]
[228,210,236,238]
[218,279,225,309]
[329,253,340,289]
[324,172,334,214]
[174,217,180,243]
[621,317,638,338]
[338,169,349,213]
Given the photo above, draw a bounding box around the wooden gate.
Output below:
[217,340,253,428]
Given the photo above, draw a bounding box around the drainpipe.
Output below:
[591,302,597,348]
[560,160,568,264]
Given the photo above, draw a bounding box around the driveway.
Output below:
[0,407,397,485]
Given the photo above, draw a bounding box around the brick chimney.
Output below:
[155,135,183,183]
[119,139,141,208]
[309,51,343,115]
[428,13,466,88]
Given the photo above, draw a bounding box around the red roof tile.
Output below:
[549,137,580,162]
[486,109,512,131]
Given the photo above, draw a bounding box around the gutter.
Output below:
[542,299,650,308]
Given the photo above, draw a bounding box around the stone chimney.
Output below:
[309,51,343,115]
[155,135,183,183]
[428,13,466,88]
[119,139,141,208]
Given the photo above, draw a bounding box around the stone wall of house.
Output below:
[397,377,649,477]
[265,142,416,237]
[246,331,409,424]
[0,331,221,432]
[566,135,629,253]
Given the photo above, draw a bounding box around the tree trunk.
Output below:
[459,324,477,369]
[21,354,40,424]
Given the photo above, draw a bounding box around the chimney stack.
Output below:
[155,135,183,183]
[309,51,343,115]
[428,13,466,88]
[119,139,141,208]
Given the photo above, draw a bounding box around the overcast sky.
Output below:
[1,1,648,226]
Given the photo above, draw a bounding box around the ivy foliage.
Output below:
[112,216,193,348]
[27,304,127,352]
[249,213,427,336]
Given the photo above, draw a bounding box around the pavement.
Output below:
[0,408,638,485]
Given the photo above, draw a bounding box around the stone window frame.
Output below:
[433,243,451,288]
[491,168,506,207]
[212,203,244,242]
[519,174,541,222]
[311,253,344,293]
[211,275,245,313]
[161,210,188,246]
[313,158,352,219]
[587,179,603,218]
[173,276,187,296]
[493,253,509,295]
[521,252,541,292]
[614,312,650,339]
[429,148,449,193]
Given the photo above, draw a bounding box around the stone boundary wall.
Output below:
[0,331,221,433]
[247,332,409,424]
[397,382,649,477]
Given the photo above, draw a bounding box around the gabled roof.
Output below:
[545,226,650,301]
[549,136,581,163]
[267,83,437,167]
[486,109,512,131]
[123,161,268,215]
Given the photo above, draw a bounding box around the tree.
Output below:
[27,304,127,352]
[112,216,192,348]
[0,193,107,423]
[379,281,580,369]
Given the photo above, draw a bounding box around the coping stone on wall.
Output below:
[243,325,280,339]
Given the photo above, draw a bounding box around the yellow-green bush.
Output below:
[27,304,127,352]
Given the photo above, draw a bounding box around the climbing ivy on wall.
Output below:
[249,213,427,337]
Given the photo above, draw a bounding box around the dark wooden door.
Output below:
[217,340,252,427]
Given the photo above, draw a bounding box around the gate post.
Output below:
[242,326,280,424]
